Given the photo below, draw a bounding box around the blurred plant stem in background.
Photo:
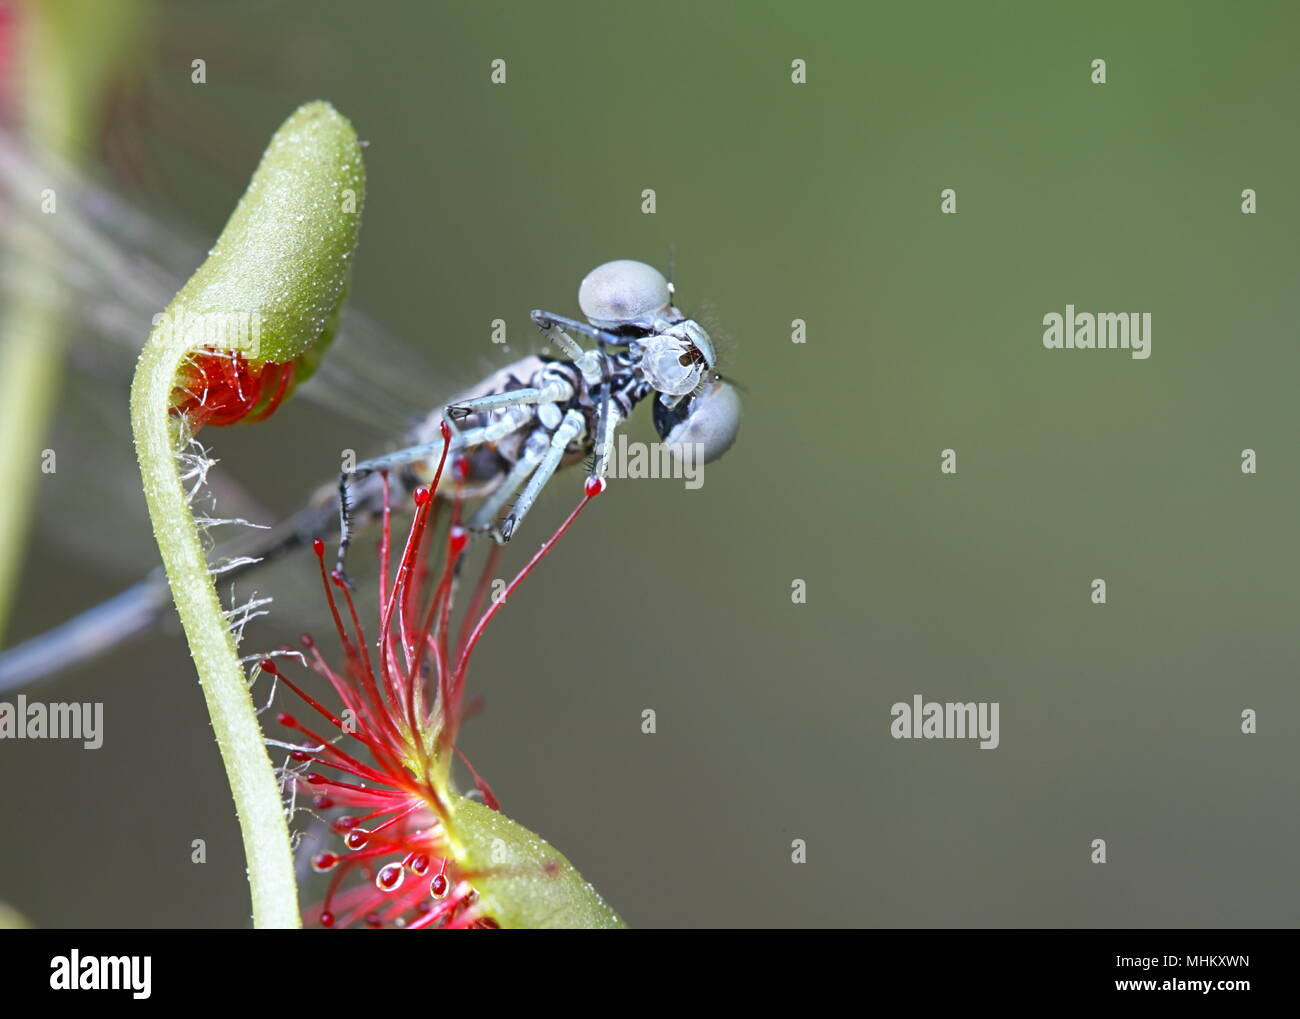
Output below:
[0,0,151,640]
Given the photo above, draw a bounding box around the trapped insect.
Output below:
[336,259,742,573]
[0,148,741,687]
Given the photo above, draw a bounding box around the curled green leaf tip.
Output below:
[164,100,365,385]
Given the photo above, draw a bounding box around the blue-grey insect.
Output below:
[0,232,741,687]
[335,259,742,570]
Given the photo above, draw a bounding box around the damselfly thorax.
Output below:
[422,356,593,497]
[329,355,593,534]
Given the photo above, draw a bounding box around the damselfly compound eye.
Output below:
[653,379,742,463]
[577,259,672,328]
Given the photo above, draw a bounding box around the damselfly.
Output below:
[336,258,742,571]
[0,136,741,689]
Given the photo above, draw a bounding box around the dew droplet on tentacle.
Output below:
[344,828,370,851]
[376,863,404,891]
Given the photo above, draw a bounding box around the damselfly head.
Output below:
[639,319,716,396]
[652,377,742,464]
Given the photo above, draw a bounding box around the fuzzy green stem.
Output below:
[131,368,301,927]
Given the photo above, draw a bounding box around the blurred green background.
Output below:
[2,0,1298,927]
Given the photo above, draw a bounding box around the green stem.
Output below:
[131,352,301,929]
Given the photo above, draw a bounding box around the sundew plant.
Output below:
[268,434,621,928]
[129,101,623,929]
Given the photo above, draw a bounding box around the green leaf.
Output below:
[450,796,626,929]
